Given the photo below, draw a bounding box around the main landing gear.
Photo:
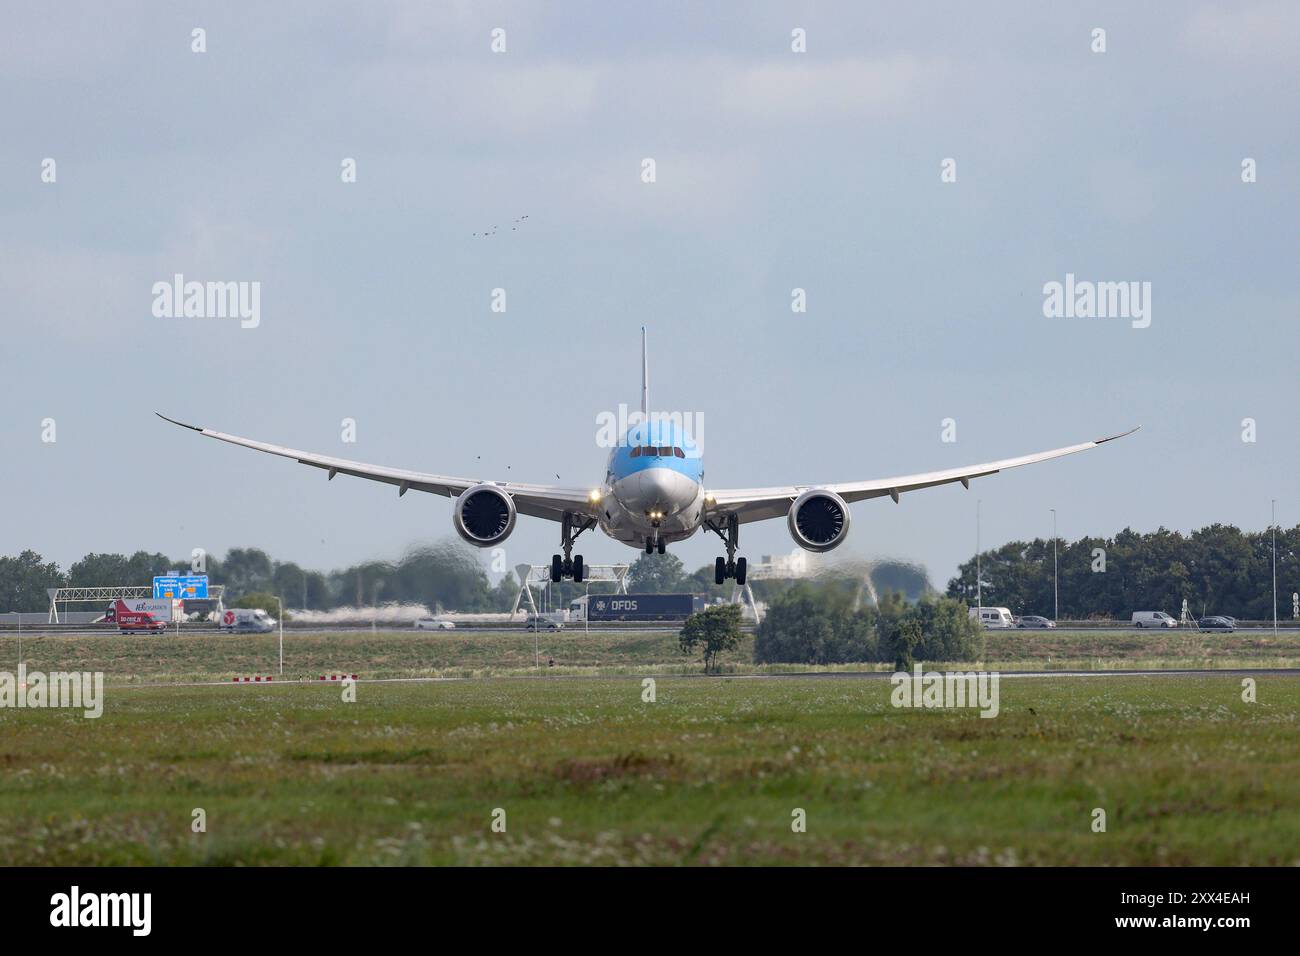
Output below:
[704,513,747,585]
[551,512,595,583]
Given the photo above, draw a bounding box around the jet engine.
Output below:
[787,489,851,552]
[453,484,517,547]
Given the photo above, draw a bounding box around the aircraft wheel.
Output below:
[714,557,726,585]
[551,554,563,583]
[735,557,747,586]
[572,555,584,583]
[657,538,665,555]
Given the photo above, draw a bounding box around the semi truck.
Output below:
[569,593,706,623]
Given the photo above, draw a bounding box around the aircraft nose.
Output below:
[637,467,682,514]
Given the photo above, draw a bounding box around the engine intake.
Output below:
[453,484,517,546]
[788,489,851,552]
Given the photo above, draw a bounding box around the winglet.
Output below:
[1095,425,1141,445]
[156,412,204,433]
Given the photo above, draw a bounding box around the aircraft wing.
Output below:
[705,427,1139,524]
[155,413,597,522]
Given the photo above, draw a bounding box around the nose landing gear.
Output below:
[705,513,746,585]
[643,511,668,555]
[551,512,595,583]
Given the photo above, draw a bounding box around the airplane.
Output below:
[158,329,1137,587]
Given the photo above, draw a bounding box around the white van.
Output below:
[219,608,276,633]
[1131,611,1176,629]
[968,606,1016,629]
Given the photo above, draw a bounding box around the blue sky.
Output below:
[2,1,1296,586]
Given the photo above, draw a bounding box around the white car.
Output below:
[414,618,456,630]
[1131,611,1177,629]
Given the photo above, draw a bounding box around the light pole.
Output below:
[372,580,384,635]
[273,595,284,676]
[1050,508,1058,623]
[1272,500,1278,638]
[976,499,982,610]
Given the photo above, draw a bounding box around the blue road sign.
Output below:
[153,575,209,599]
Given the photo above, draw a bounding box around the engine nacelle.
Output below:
[787,489,851,552]
[453,484,517,547]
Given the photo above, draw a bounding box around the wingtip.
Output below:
[156,412,203,432]
[1095,425,1141,445]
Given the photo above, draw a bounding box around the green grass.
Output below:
[2,625,1296,685]
[981,626,1300,670]
[1,675,1295,865]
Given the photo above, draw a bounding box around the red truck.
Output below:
[106,599,169,634]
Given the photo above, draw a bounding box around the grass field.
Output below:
[1,675,1296,865]
[2,625,1298,684]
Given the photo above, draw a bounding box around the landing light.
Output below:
[588,489,602,503]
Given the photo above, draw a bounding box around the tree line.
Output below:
[0,542,520,613]
[3,522,1294,618]
[945,524,1299,620]
[754,584,984,666]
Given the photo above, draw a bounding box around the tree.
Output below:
[627,553,687,593]
[490,570,520,612]
[755,582,979,665]
[891,619,921,672]
[68,552,132,587]
[219,548,275,603]
[237,591,287,620]
[754,581,877,664]
[68,551,183,589]
[679,603,743,673]
[878,593,983,663]
[0,551,66,612]
[946,523,1300,620]
[272,561,330,610]
[869,560,934,601]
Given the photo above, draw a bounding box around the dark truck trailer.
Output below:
[578,593,706,622]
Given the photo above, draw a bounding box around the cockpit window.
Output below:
[658,446,672,456]
[673,447,685,458]
[629,446,641,458]
[642,446,658,457]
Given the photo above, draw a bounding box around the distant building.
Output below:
[754,550,812,578]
